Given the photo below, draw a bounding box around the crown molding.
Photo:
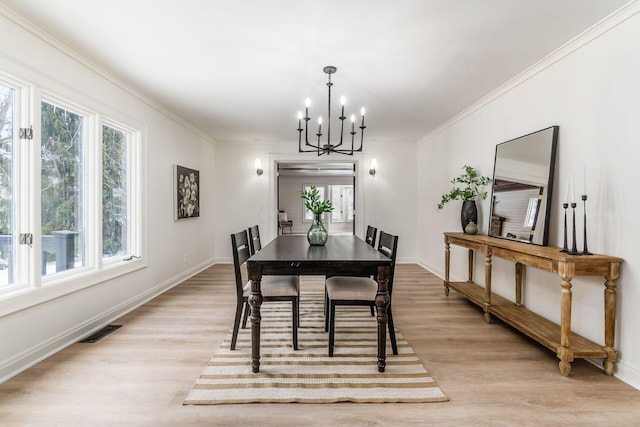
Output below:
[0,1,216,145]
[418,0,640,145]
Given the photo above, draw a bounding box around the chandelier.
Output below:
[297,66,366,156]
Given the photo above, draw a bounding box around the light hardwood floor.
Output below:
[1,264,639,426]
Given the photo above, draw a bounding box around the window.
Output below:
[102,124,129,259]
[40,101,85,276]
[330,185,353,223]
[302,184,326,222]
[0,70,143,313]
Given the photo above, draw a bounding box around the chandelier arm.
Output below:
[297,65,365,155]
[327,75,332,152]
[354,124,366,152]
[305,117,322,150]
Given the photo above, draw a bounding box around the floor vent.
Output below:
[80,325,122,343]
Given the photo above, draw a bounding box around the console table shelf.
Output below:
[443,232,622,376]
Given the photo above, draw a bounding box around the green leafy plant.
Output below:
[437,165,492,210]
[300,185,334,214]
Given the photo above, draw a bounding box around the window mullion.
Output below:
[84,114,100,269]
[16,85,41,288]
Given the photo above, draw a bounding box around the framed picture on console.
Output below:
[174,164,200,220]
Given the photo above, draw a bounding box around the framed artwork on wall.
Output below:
[174,164,200,220]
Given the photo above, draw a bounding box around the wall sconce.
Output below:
[369,158,378,176]
[255,158,263,176]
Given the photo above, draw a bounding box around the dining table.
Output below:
[246,234,393,373]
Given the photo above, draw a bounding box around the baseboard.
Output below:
[605,358,640,391]
[0,259,215,384]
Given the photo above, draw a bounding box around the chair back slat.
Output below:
[248,225,262,255]
[377,231,399,293]
[231,230,251,296]
[365,225,377,247]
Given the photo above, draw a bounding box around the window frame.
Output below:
[0,74,146,317]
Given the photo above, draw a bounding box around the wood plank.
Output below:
[446,281,485,307]
[447,281,608,359]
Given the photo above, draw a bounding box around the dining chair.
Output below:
[278,210,293,234]
[230,230,300,350]
[247,224,300,327]
[365,225,377,247]
[247,224,261,255]
[325,231,399,357]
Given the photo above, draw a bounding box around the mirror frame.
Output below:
[488,126,559,246]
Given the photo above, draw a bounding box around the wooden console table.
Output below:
[443,232,623,376]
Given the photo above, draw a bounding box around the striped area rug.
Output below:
[184,290,448,404]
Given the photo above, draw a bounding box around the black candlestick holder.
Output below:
[582,195,593,255]
[568,202,582,255]
[560,203,569,253]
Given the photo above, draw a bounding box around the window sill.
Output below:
[0,259,146,318]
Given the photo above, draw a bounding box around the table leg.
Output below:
[515,262,524,307]
[603,263,620,376]
[483,253,492,323]
[558,269,574,377]
[247,264,264,373]
[444,240,450,296]
[468,249,474,282]
[375,265,391,373]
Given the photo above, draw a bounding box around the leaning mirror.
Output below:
[488,126,559,246]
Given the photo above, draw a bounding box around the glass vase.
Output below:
[307,213,328,246]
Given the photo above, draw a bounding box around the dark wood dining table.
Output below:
[246,234,393,373]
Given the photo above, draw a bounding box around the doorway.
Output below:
[276,162,356,235]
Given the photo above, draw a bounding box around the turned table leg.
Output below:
[444,240,450,296]
[603,263,620,376]
[558,273,574,376]
[515,262,524,307]
[375,265,391,372]
[248,264,263,373]
[483,253,492,323]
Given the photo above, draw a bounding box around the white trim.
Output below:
[418,0,640,145]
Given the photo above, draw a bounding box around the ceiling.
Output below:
[2,0,630,146]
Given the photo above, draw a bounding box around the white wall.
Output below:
[0,9,217,381]
[214,140,418,264]
[417,3,640,389]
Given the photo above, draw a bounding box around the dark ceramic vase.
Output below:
[461,200,478,231]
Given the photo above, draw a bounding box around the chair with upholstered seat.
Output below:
[278,210,293,234]
[325,231,399,357]
[247,224,300,327]
[365,225,377,247]
[230,229,300,350]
